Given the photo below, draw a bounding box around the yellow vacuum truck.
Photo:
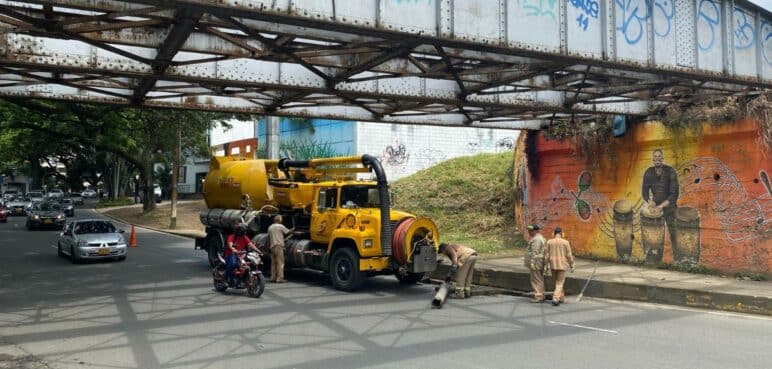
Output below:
[196,155,440,291]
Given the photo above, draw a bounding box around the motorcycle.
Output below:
[213,251,266,298]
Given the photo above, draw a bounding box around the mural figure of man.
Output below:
[641,149,679,262]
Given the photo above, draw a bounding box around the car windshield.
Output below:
[28,192,43,197]
[62,200,72,204]
[74,221,117,234]
[340,185,381,208]
[39,202,61,211]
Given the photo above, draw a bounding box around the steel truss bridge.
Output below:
[0,0,770,130]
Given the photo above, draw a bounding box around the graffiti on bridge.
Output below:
[569,0,600,31]
[516,0,557,21]
[763,21,772,65]
[616,0,675,45]
[733,7,755,50]
[697,0,721,51]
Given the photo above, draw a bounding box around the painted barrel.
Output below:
[612,200,634,261]
[640,206,665,263]
[673,207,701,265]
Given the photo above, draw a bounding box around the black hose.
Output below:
[278,158,311,169]
[362,154,391,256]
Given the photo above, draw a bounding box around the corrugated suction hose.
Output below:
[392,218,415,265]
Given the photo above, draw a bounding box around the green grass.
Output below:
[94,198,134,209]
[391,152,525,256]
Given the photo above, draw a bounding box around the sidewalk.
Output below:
[94,205,770,315]
[430,256,771,316]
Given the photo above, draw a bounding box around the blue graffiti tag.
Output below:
[733,7,755,50]
[569,0,600,31]
[518,0,557,21]
[762,20,772,65]
[615,0,674,45]
[697,0,721,51]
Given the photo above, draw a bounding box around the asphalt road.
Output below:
[1,207,771,369]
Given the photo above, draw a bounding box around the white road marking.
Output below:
[548,320,618,334]
[586,297,772,321]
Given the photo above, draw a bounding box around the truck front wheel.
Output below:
[330,248,365,292]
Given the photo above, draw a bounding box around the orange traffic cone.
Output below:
[129,225,137,247]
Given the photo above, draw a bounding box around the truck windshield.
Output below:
[340,185,381,208]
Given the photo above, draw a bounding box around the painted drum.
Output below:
[612,199,634,261]
[673,207,701,265]
[640,206,665,264]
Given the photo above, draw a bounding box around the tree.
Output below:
[0,99,244,211]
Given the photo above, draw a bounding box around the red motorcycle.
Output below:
[213,251,266,298]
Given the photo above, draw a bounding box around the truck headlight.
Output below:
[57,214,65,220]
[364,239,373,248]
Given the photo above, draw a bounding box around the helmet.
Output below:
[234,223,247,236]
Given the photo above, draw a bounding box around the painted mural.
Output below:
[515,119,771,274]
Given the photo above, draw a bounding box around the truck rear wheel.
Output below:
[205,230,225,267]
[330,248,365,292]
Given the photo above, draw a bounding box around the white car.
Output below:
[27,191,45,202]
[47,189,64,200]
[82,189,97,198]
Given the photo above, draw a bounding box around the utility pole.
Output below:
[170,124,181,229]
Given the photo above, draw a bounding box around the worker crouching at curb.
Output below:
[524,224,547,303]
[545,227,575,306]
[438,243,478,299]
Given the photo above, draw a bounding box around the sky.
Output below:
[749,0,771,11]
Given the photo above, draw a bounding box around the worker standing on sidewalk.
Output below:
[545,227,575,306]
[524,225,547,303]
[438,243,478,299]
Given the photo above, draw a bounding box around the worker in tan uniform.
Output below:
[524,224,547,303]
[267,215,294,283]
[544,227,574,306]
[438,243,478,299]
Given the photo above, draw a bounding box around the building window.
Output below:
[231,147,240,155]
[177,166,187,184]
[246,145,251,153]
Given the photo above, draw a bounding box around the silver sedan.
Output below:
[58,219,128,263]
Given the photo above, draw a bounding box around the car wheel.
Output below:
[330,248,365,292]
[57,242,65,257]
[70,246,79,264]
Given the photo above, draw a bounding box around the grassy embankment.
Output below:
[391,152,525,256]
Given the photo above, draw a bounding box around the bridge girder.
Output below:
[0,0,769,129]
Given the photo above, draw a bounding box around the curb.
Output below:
[430,264,771,316]
[95,208,205,240]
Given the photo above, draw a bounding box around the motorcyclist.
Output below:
[224,222,259,286]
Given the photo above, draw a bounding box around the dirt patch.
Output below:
[103,200,206,233]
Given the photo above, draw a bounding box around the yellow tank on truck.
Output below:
[202,156,272,209]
